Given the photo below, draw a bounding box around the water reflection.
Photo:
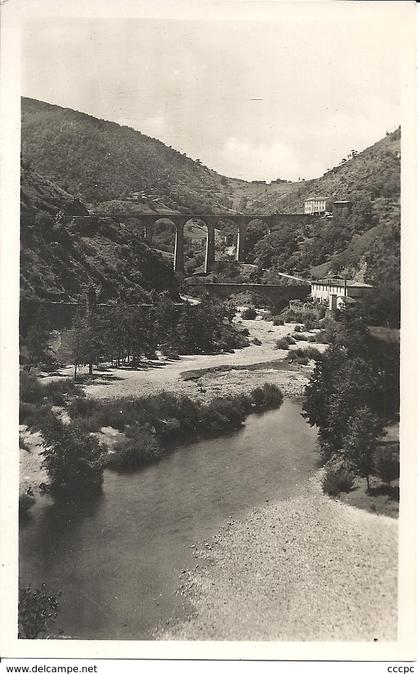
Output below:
[20,399,318,640]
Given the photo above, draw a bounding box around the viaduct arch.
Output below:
[135,212,316,275]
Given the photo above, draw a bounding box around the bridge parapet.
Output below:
[189,282,311,313]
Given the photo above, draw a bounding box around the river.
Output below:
[19,399,318,640]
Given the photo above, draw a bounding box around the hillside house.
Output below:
[304,197,329,214]
[332,200,352,214]
[311,278,373,311]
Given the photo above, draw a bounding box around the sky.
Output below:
[22,4,404,181]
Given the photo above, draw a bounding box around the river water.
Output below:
[19,399,318,640]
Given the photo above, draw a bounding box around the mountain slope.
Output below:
[248,129,400,215]
[20,164,179,302]
[247,129,401,284]
[21,97,237,213]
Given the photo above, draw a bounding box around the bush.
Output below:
[44,379,85,405]
[68,396,99,418]
[285,335,296,345]
[322,463,355,496]
[20,372,45,404]
[40,414,105,494]
[273,316,285,326]
[307,335,316,343]
[294,325,302,332]
[261,382,283,407]
[106,429,163,471]
[304,319,320,331]
[160,343,180,360]
[292,332,308,341]
[374,445,399,485]
[18,585,60,639]
[315,330,329,344]
[241,306,257,320]
[250,383,283,409]
[20,401,43,427]
[274,337,290,350]
[286,347,321,364]
[19,490,35,517]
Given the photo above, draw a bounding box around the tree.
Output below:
[342,406,382,492]
[21,309,57,371]
[69,304,109,378]
[40,413,105,494]
[18,585,60,638]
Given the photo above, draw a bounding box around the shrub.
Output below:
[18,585,60,639]
[44,379,85,405]
[304,319,320,331]
[19,490,35,517]
[286,347,321,364]
[302,347,323,360]
[292,332,308,341]
[160,343,180,360]
[285,335,296,345]
[307,335,316,343]
[322,463,355,496]
[275,337,290,350]
[374,445,399,485]
[315,330,329,344]
[40,413,105,494]
[20,372,45,404]
[273,317,285,326]
[294,325,302,332]
[68,396,99,418]
[202,397,246,431]
[250,383,283,409]
[261,382,283,407]
[20,402,43,427]
[106,429,163,471]
[241,306,257,320]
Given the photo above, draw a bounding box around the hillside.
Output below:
[254,129,400,215]
[246,129,401,285]
[20,164,179,303]
[22,98,236,213]
[21,97,400,287]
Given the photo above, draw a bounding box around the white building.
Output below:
[304,197,329,214]
[311,278,373,311]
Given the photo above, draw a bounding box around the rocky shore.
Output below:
[159,473,398,641]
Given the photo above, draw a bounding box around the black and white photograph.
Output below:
[0,0,417,664]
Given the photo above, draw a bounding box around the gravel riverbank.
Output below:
[60,317,325,402]
[159,474,398,641]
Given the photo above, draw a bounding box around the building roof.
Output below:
[347,281,373,288]
[312,278,373,289]
[304,196,329,201]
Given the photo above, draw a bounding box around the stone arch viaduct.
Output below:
[129,212,316,274]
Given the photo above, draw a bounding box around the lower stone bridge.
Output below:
[191,282,311,313]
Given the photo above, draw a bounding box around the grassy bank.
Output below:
[20,372,283,495]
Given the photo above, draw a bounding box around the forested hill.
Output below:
[20,165,179,303]
[246,128,401,286]
[21,97,235,213]
[252,129,401,215]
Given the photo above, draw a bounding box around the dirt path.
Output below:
[160,475,398,641]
